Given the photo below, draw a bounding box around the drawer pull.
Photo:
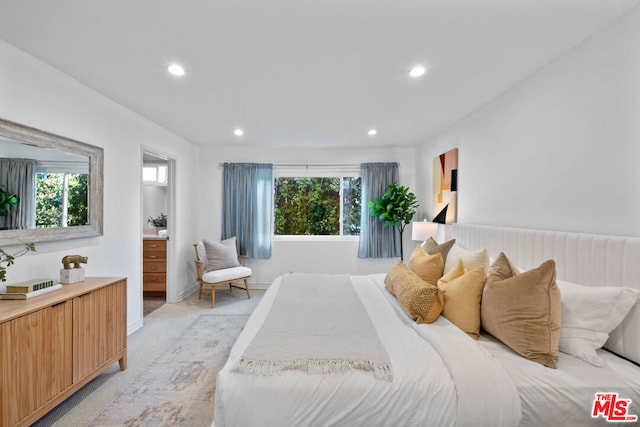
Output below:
[149,255,157,259]
[149,244,158,248]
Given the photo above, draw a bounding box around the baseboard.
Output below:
[177,284,199,300]
[127,318,144,335]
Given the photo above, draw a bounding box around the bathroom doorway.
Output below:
[141,149,175,316]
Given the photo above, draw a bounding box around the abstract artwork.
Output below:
[432,148,458,224]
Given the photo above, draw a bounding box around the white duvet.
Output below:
[214,274,522,427]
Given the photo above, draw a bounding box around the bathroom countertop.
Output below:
[143,235,169,240]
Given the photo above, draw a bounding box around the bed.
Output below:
[214,224,640,427]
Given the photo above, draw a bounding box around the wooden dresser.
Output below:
[0,277,127,427]
[143,238,167,295]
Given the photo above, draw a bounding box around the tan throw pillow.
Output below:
[203,237,240,272]
[437,258,464,288]
[422,237,456,265]
[384,262,405,295]
[384,262,443,324]
[409,245,444,285]
[481,255,561,368]
[440,267,486,339]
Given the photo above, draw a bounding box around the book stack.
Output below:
[0,279,62,300]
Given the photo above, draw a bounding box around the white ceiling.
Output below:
[0,1,637,148]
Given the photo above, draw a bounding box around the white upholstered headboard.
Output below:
[450,223,640,365]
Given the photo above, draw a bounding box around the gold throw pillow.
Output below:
[440,266,486,339]
[409,245,444,285]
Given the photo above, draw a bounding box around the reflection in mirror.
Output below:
[0,118,103,245]
[0,137,89,230]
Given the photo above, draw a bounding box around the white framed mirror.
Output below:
[0,118,103,245]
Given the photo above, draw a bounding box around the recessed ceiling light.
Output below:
[409,65,427,78]
[234,128,244,137]
[167,63,185,76]
[368,129,377,136]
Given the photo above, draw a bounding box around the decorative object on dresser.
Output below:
[60,254,88,284]
[0,277,127,427]
[143,238,166,295]
[0,278,61,300]
[0,243,36,283]
[147,212,167,235]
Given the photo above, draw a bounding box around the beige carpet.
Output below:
[33,288,263,427]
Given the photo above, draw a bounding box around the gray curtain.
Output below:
[222,163,273,259]
[0,158,35,230]
[358,162,400,258]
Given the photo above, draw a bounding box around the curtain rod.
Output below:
[217,162,398,168]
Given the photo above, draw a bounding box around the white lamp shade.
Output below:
[412,221,439,241]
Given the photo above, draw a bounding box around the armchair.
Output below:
[193,238,252,308]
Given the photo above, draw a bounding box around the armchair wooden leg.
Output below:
[244,278,251,299]
[210,285,216,308]
[198,282,203,300]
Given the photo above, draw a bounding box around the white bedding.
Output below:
[478,334,640,427]
[215,274,521,427]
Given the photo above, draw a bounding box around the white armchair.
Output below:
[193,238,252,308]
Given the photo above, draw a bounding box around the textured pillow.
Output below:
[384,262,444,324]
[444,244,490,275]
[440,266,486,339]
[481,254,561,368]
[203,237,240,272]
[556,280,640,366]
[422,237,456,265]
[408,245,444,285]
[437,259,464,288]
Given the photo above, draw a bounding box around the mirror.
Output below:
[0,118,103,245]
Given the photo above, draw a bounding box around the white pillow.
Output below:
[557,280,640,366]
[443,244,490,275]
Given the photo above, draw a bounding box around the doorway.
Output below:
[141,150,174,316]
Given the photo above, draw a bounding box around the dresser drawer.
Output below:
[143,240,166,251]
[143,250,166,261]
[143,273,166,291]
[143,260,166,273]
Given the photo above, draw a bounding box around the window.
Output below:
[35,162,89,228]
[273,166,361,237]
[143,164,168,185]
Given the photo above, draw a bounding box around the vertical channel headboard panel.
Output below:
[451,224,640,365]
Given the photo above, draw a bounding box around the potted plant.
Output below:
[0,243,36,282]
[367,182,419,261]
[0,185,19,217]
[147,213,167,231]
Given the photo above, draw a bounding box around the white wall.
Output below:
[0,40,202,333]
[417,6,640,238]
[198,145,420,285]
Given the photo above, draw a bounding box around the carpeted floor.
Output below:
[33,288,264,427]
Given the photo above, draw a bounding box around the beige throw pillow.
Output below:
[409,245,444,285]
[481,253,561,368]
[422,237,456,265]
[440,266,486,339]
[203,237,240,272]
[384,262,443,324]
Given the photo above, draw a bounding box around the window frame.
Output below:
[272,165,360,241]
